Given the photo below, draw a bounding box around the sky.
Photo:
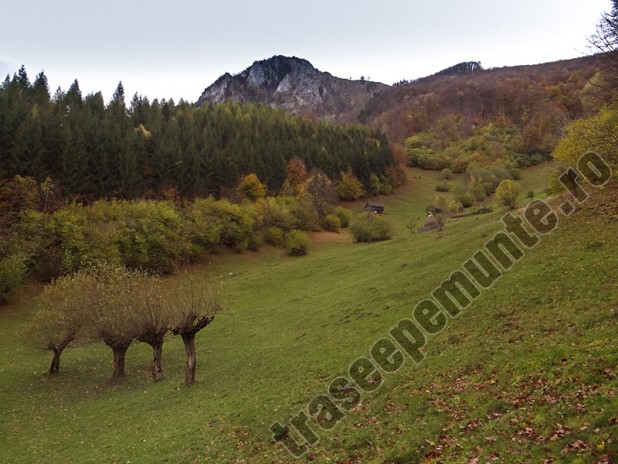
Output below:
[0,0,612,103]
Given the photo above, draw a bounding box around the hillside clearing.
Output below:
[0,166,615,463]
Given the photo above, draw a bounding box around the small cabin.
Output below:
[364,202,385,214]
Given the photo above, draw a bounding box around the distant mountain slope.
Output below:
[360,56,600,145]
[196,55,389,123]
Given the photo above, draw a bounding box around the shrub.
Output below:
[456,191,475,208]
[322,214,341,233]
[254,197,297,231]
[264,226,285,246]
[185,198,253,253]
[116,201,185,274]
[435,182,450,192]
[440,168,453,180]
[285,230,309,256]
[468,176,487,201]
[350,213,394,243]
[432,196,449,213]
[482,181,496,196]
[0,255,27,303]
[447,200,465,214]
[247,231,264,251]
[333,207,352,228]
[293,198,321,232]
[495,179,520,210]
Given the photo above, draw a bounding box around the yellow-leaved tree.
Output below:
[552,107,618,172]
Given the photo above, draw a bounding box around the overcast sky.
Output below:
[0,0,611,103]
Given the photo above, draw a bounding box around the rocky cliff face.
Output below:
[196,56,389,123]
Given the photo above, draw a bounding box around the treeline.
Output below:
[0,183,348,278]
[393,61,483,87]
[0,167,366,302]
[0,67,396,200]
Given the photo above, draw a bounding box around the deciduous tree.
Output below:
[31,270,93,374]
[169,278,221,385]
[336,169,365,200]
[133,272,171,381]
[302,170,336,221]
[88,266,142,379]
[237,173,267,202]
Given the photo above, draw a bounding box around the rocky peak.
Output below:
[196,55,389,123]
[242,56,319,90]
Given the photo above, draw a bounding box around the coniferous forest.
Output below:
[0,68,396,200]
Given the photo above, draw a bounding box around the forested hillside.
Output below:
[0,68,396,201]
[360,57,600,171]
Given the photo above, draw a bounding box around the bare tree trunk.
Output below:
[138,332,166,381]
[171,314,214,386]
[181,333,196,385]
[112,346,128,379]
[151,340,164,381]
[49,348,62,375]
[48,336,74,376]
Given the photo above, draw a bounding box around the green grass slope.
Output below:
[0,166,616,463]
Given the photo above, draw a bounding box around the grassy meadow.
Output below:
[0,166,616,463]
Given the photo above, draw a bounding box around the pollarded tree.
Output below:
[168,277,221,385]
[133,272,172,381]
[31,270,94,375]
[87,266,142,379]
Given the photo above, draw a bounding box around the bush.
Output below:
[185,198,254,254]
[293,198,321,232]
[495,179,520,210]
[482,181,496,196]
[0,255,27,303]
[333,207,352,228]
[432,196,449,213]
[247,231,264,251]
[435,182,450,192]
[254,197,297,231]
[350,213,394,243]
[440,168,453,180]
[285,230,309,256]
[264,226,285,246]
[456,191,475,208]
[116,201,185,274]
[322,214,341,232]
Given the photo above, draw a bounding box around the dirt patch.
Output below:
[310,230,354,245]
